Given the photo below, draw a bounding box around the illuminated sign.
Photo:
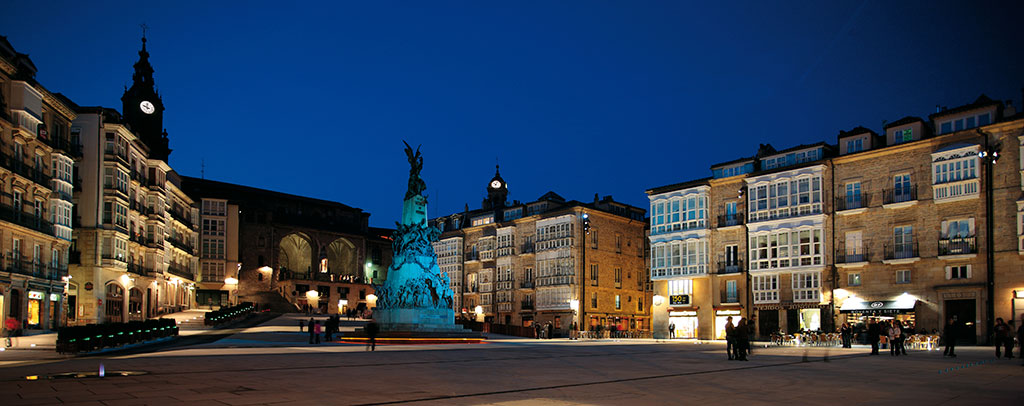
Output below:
[669,295,690,306]
[28,291,44,300]
[50,293,60,301]
[669,311,698,316]
[716,310,741,316]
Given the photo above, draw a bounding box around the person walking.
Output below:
[299,318,305,333]
[570,321,578,340]
[365,320,379,351]
[735,318,749,361]
[547,322,554,340]
[534,323,541,339]
[840,322,852,348]
[867,319,880,355]
[888,321,900,356]
[943,317,958,357]
[669,323,675,339]
[724,316,735,360]
[308,317,316,344]
[994,317,1011,358]
[313,320,322,344]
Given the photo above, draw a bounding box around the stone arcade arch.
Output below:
[279,232,313,277]
[104,283,124,323]
[326,237,358,279]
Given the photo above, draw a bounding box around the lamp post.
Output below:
[977,129,1000,345]
[224,277,238,306]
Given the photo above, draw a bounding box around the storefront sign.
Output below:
[669,294,690,306]
[28,291,44,300]
[716,310,741,316]
[669,311,698,317]
[85,282,93,291]
[49,293,60,301]
[839,299,916,315]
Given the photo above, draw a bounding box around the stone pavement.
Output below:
[0,314,1020,405]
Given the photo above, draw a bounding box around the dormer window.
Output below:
[891,128,913,145]
[938,112,991,135]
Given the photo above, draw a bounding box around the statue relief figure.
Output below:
[404,141,427,200]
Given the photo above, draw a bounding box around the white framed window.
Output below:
[848,272,861,287]
[892,226,914,258]
[615,295,621,310]
[668,279,693,296]
[792,271,820,302]
[752,274,778,303]
[938,112,991,134]
[844,182,862,209]
[749,228,822,271]
[932,145,980,202]
[946,265,971,280]
[846,138,864,153]
[896,270,911,284]
[748,175,822,221]
[650,239,707,278]
[891,174,914,203]
[891,128,913,144]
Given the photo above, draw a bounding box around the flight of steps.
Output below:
[176,314,208,330]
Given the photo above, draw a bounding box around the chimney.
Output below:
[1005,100,1017,117]
[936,104,941,113]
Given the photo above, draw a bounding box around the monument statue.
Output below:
[373,142,468,333]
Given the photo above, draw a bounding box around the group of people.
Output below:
[723,316,753,361]
[865,319,910,356]
[533,322,555,339]
[299,315,344,344]
[993,316,1021,360]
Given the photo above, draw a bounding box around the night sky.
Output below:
[3,2,1022,227]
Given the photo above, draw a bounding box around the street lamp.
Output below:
[977,128,1000,345]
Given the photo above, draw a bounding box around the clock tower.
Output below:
[121,34,171,161]
[482,165,508,210]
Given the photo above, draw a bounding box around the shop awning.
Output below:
[840,300,917,315]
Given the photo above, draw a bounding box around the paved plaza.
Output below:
[1,314,1021,405]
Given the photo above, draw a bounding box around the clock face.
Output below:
[490,180,502,189]
[140,100,155,115]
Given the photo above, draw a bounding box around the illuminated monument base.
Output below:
[353,142,479,341]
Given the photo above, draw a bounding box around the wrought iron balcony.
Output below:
[716,260,743,274]
[835,246,870,264]
[520,301,534,310]
[717,213,744,228]
[882,185,917,205]
[0,202,55,235]
[884,242,919,260]
[519,242,535,254]
[720,289,741,304]
[519,280,534,289]
[835,193,870,211]
[167,265,195,281]
[939,236,977,256]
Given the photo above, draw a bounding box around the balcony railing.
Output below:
[0,202,55,235]
[884,242,919,260]
[882,185,918,205]
[939,236,977,256]
[46,137,83,158]
[717,213,744,228]
[651,219,708,236]
[168,210,194,229]
[166,265,195,281]
[721,289,741,304]
[748,204,823,222]
[519,280,534,289]
[716,260,742,274]
[520,242,535,254]
[127,262,149,276]
[166,236,195,255]
[836,193,870,211]
[465,252,479,261]
[0,151,52,185]
[520,301,534,310]
[835,246,870,264]
[3,256,66,281]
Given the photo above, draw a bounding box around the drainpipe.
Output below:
[830,159,837,333]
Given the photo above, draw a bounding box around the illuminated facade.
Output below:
[180,176,392,314]
[68,36,199,324]
[649,94,1024,343]
[0,37,76,333]
[434,167,649,336]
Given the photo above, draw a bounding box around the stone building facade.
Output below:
[648,94,1024,343]
[181,177,392,315]
[0,36,77,333]
[433,167,649,337]
[68,36,200,325]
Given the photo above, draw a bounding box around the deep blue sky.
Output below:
[4,1,1022,227]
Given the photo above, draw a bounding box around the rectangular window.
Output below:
[893,226,914,258]
[752,275,779,303]
[848,273,861,286]
[893,174,913,203]
[946,265,970,280]
[845,182,862,209]
[615,295,621,310]
[896,270,911,284]
[591,292,598,309]
[792,271,821,302]
[614,267,622,288]
[590,264,598,286]
[725,280,738,303]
